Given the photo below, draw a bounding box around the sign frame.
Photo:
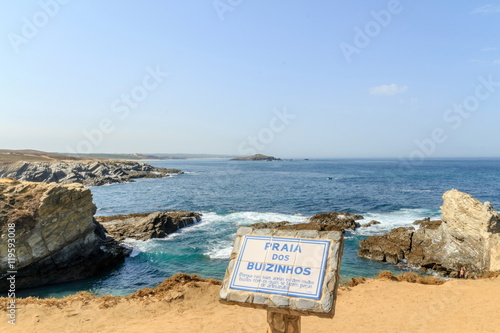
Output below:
[219,227,344,318]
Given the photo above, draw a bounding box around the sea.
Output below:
[13,158,500,298]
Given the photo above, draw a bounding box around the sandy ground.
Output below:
[1,275,500,333]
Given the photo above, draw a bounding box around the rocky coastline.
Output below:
[0,160,183,187]
[0,179,201,291]
[0,179,130,291]
[2,176,500,292]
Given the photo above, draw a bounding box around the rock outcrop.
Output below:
[361,220,381,228]
[309,212,364,231]
[358,189,500,277]
[358,226,415,264]
[0,179,130,291]
[251,211,366,232]
[0,160,183,187]
[96,211,202,241]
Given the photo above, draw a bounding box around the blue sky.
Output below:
[1,1,499,159]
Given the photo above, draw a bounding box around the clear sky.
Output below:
[1,1,499,159]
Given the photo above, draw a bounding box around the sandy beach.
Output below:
[2,274,499,333]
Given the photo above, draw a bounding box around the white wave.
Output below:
[122,209,441,258]
[130,247,142,257]
[354,208,441,236]
[201,211,308,226]
[120,211,307,257]
[401,189,433,193]
[208,246,232,259]
[202,209,443,258]
[122,238,150,252]
[202,211,309,259]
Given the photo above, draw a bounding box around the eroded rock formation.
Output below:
[0,179,130,291]
[308,212,364,231]
[251,211,365,232]
[96,211,202,241]
[0,160,183,186]
[358,189,500,277]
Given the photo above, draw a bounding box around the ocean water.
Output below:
[13,158,500,298]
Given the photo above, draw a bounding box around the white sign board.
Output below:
[220,227,344,318]
[229,236,329,299]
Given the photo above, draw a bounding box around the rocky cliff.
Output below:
[96,211,202,241]
[0,160,183,187]
[358,189,500,277]
[0,179,130,291]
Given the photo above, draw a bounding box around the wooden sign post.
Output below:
[219,227,344,332]
[267,312,301,333]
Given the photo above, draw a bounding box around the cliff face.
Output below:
[358,189,500,277]
[0,160,183,187]
[0,178,130,291]
[439,190,500,273]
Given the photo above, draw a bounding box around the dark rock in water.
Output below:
[0,178,130,291]
[96,211,202,241]
[358,189,500,277]
[250,221,291,230]
[310,212,364,222]
[251,211,365,232]
[358,227,414,264]
[251,221,347,232]
[309,212,364,231]
[0,160,183,187]
[361,220,382,228]
[412,217,431,226]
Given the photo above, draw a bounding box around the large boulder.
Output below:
[0,178,130,291]
[96,211,202,241]
[438,190,500,273]
[358,189,500,277]
[358,227,414,264]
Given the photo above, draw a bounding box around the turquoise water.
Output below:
[12,158,500,298]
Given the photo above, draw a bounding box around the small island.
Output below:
[231,154,281,161]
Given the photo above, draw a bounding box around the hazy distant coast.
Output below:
[0,149,237,164]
